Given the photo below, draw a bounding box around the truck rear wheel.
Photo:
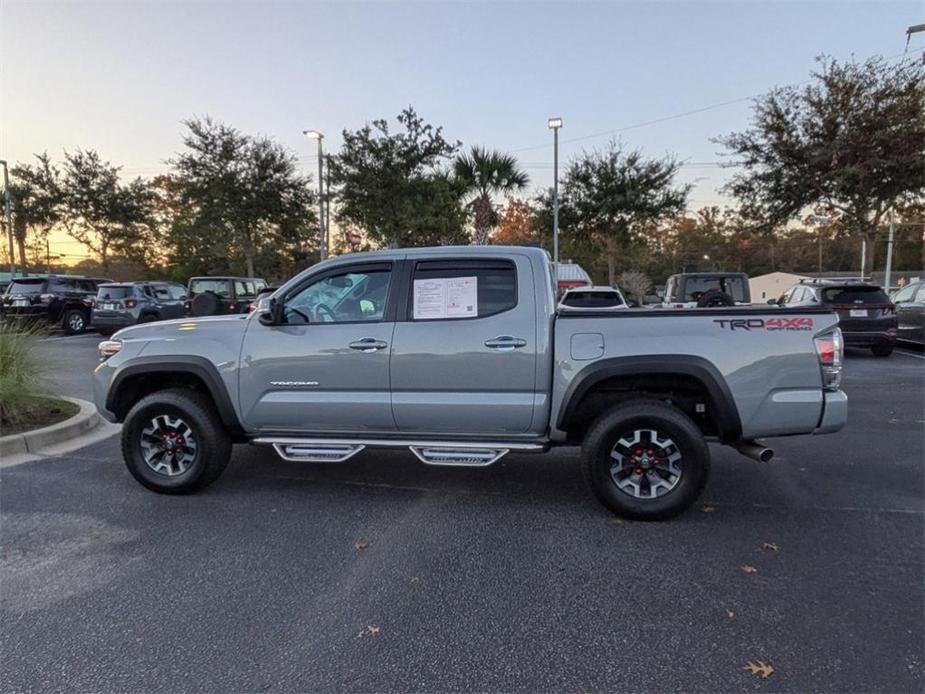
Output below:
[121,388,231,494]
[581,399,710,520]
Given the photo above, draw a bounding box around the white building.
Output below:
[749,271,812,303]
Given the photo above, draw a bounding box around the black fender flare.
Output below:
[557,355,742,443]
[106,355,244,435]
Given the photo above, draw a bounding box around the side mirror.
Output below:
[258,297,279,326]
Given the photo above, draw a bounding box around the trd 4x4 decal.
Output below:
[714,317,814,331]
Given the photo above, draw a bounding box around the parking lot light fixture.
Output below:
[303,130,326,261]
[547,117,563,289]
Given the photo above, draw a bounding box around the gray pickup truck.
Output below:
[94,246,847,520]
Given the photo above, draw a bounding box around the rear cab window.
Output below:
[410,259,517,320]
[682,276,747,302]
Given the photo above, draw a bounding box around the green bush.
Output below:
[0,321,49,427]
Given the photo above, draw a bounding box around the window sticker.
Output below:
[413,276,478,319]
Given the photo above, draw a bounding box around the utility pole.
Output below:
[860,238,866,281]
[884,212,895,291]
[907,23,925,63]
[0,160,14,277]
[547,117,563,290]
[325,155,331,252]
[303,130,326,261]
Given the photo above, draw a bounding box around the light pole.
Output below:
[547,117,563,289]
[303,130,327,261]
[884,211,895,291]
[809,215,830,273]
[0,160,14,277]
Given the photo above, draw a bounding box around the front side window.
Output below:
[153,285,172,300]
[892,284,918,303]
[411,260,516,320]
[168,285,187,300]
[283,268,392,325]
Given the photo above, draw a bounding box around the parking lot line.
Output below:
[895,349,925,360]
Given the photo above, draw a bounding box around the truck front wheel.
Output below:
[121,388,232,494]
[581,399,710,520]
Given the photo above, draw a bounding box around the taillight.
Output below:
[98,339,123,360]
[228,301,238,312]
[814,328,843,391]
[124,299,137,308]
[183,300,191,311]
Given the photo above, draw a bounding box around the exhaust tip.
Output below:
[758,448,774,463]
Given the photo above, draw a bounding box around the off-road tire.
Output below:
[190,291,221,317]
[121,388,232,494]
[63,309,88,335]
[581,399,710,520]
[871,344,894,357]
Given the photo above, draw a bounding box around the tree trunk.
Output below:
[100,240,110,275]
[472,195,494,245]
[245,251,255,278]
[606,237,616,287]
[13,219,27,273]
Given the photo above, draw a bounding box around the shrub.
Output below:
[0,321,49,427]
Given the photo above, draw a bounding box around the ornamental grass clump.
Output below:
[0,321,48,428]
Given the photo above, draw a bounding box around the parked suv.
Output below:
[92,281,188,336]
[779,280,897,356]
[662,272,751,308]
[2,275,111,334]
[890,281,925,345]
[185,276,266,317]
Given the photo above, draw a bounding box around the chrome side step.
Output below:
[253,437,545,467]
[272,443,365,463]
[409,446,508,467]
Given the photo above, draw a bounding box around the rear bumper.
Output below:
[91,312,136,329]
[842,330,896,348]
[2,306,54,322]
[813,390,847,435]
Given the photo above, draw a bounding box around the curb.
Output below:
[0,397,102,457]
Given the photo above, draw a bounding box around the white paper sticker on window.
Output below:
[413,276,478,319]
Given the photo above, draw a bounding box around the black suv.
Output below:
[92,281,188,336]
[185,276,266,316]
[2,275,112,334]
[778,280,897,356]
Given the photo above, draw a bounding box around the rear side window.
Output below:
[562,291,624,308]
[411,260,516,320]
[821,286,890,305]
[49,278,78,292]
[152,285,172,300]
[190,279,231,297]
[96,286,134,300]
[235,280,256,297]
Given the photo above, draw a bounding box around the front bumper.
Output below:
[93,359,119,423]
[813,390,847,434]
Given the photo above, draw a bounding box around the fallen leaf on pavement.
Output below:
[726,609,735,618]
[357,624,380,638]
[743,660,774,678]
[762,542,780,552]
[354,540,369,551]
[701,504,716,513]
[741,565,757,574]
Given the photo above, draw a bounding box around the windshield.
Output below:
[822,286,890,305]
[562,290,625,308]
[7,279,48,295]
[190,279,232,297]
[96,286,135,300]
[682,276,747,302]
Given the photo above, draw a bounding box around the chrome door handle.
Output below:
[484,335,527,351]
[348,338,388,352]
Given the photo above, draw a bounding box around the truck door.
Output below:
[390,255,539,435]
[238,262,397,432]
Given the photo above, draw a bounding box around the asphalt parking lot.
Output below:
[2,335,923,693]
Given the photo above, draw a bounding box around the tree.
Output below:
[564,142,690,285]
[617,271,652,304]
[493,198,537,246]
[168,117,317,278]
[329,107,464,248]
[717,55,924,272]
[59,150,153,274]
[8,153,61,272]
[453,146,529,244]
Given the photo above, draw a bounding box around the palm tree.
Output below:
[453,147,529,245]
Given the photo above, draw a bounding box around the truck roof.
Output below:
[313,245,552,264]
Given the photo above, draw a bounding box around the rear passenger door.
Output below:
[389,256,539,436]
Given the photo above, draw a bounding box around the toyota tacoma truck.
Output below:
[94,247,847,520]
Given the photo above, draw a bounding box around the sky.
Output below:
[1,0,922,262]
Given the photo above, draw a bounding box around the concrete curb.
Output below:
[0,397,102,457]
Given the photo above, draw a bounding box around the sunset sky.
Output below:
[1,0,921,262]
